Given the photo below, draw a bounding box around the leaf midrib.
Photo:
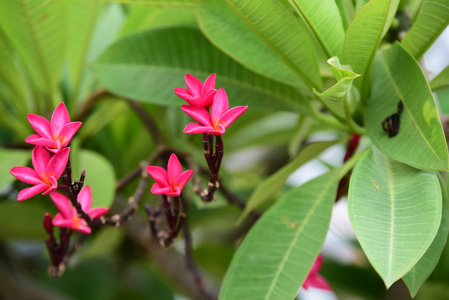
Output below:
[264,179,334,299]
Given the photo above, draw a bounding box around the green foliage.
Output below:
[348,148,442,287]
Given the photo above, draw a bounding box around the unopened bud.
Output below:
[43,213,54,235]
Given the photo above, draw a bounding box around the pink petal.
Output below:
[27,114,52,138]
[181,105,212,126]
[50,192,73,219]
[17,184,50,201]
[150,183,174,195]
[174,87,191,101]
[10,166,44,185]
[47,147,70,180]
[310,255,324,274]
[183,123,212,134]
[51,103,70,135]
[304,275,331,291]
[207,124,226,135]
[167,154,182,183]
[59,122,82,147]
[165,188,181,197]
[87,207,109,219]
[219,106,248,128]
[42,176,58,195]
[146,166,169,186]
[77,186,92,211]
[74,224,91,234]
[211,88,229,120]
[25,134,58,148]
[203,89,217,108]
[174,170,193,191]
[32,146,52,178]
[202,73,216,94]
[184,74,203,96]
[53,214,74,227]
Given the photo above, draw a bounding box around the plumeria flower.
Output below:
[10,146,70,201]
[181,88,247,135]
[25,103,82,153]
[50,186,109,234]
[146,153,193,197]
[302,255,331,291]
[174,73,217,108]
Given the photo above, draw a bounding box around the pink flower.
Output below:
[25,103,82,153]
[50,186,109,234]
[10,146,70,201]
[174,73,217,108]
[302,255,331,290]
[181,88,247,135]
[146,153,193,197]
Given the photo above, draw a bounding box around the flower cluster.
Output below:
[10,103,108,234]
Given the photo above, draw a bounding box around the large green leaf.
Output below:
[224,0,321,89]
[430,65,449,91]
[314,57,360,120]
[0,201,48,239]
[220,171,339,300]
[238,139,342,223]
[342,0,391,98]
[367,43,449,171]
[77,0,194,5]
[0,148,30,190]
[288,0,345,57]
[348,148,442,288]
[0,0,65,100]
[403,174,449,297]
[196,0,305,89]
[401,0,449,60]
[72,150,116,208]
[94,27,309,112]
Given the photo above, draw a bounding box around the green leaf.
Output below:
[196,0,305,89]
[381,0,400,38]
[220,172,339,300]
[224,0,321,89]
[0,0,65,99]
[401,0,449,60]
[75,227,124,263]
[120,5,196,37]
[342,0,391,98]
[430,65,449,91]
[67,0,194,5]
[403,174,449,297]
[238,139,342,223]
[367,43,449,171]
[72,150,116,208]
[288,0,345,57]
[348,147,442,288]
[0,148,30,190]
[0,201,48,239]
[94,27,309,112]
[314,57,360,120]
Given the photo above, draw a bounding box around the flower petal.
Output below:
[74,224,91,234]
[310,255,324,274]
[202,73,216,95]
[174,87,191,101]
[219,106,248,128]
[303,274,331,291]
[181,105,212,126]
[17,184,49,201]
[53,214,74,227]
[27,114,52,138]
[25,134,58,148]
[47,147,70,180]
[174,169,193,191]
[207,124,226,135]
[42,176,58,195]
[87,207,109,219]
[183,123,211,134]
[50,192,73,219]
[59,122,82,147]
[203,89,217,108]
[167,154,182,183]
[32,146,52,178]
[185,74,203,96]
[51,103,70,135]
[77,186,92,211]
[150,183,174,195]
[146,166,169,186]
[10,166,44,185]
[211,88,229,120]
